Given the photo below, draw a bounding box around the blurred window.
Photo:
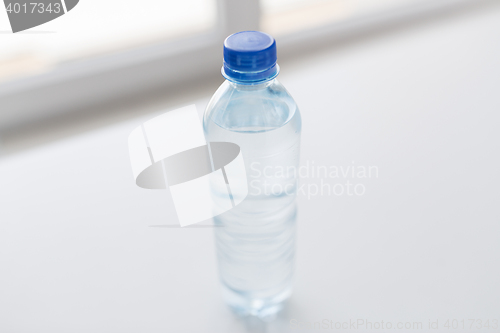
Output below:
[261,0,421,35]
[0,0,217,82]
[0,0,469,129]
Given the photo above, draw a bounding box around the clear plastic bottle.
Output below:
[203,31,302,318]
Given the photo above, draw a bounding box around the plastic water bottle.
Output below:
[203,31,302,318]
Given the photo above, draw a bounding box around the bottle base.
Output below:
[221,283,292,320]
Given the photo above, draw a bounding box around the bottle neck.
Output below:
[221,64,280,86]
[227,78,276,91]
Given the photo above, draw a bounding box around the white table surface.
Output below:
[1,4,500,332]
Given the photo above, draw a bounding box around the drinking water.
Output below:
[203,31,302,318]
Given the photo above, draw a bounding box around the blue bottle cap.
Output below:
[222,31,279,84]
